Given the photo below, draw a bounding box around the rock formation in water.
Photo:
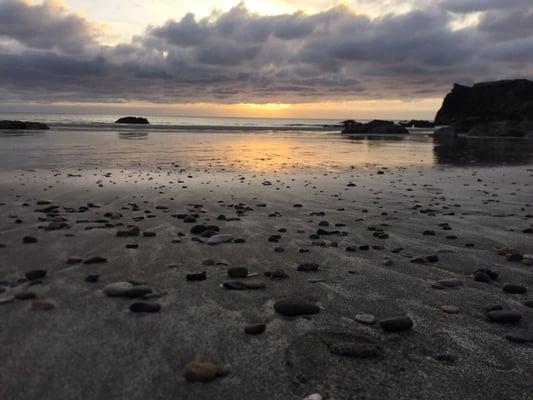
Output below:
[399,120,435,128]
[115,117,150,124]
[341,120,409,134]
[435,80,533,136]
[0,120,50,130]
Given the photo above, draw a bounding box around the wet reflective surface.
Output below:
[0,128,532,171]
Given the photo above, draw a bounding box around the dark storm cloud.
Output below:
[0,0,532,104]
[440,0,531,13]
[0,0,96,53]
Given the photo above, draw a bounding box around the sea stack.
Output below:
[115,117,150,124]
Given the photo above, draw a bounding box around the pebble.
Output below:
[486,310,521,323]
[207,234,234,245]
[505,331,533,344]
[437,279,463,288]
[186,271,207,281]
[303,395,323,400]
[22,236,38,244]
[0,295,15,305]
[227,267,248,278]
[129,302,161,313]
[297,263,319,272]
[379,316,413,332]
[524,300,533,308]
[274,298,320,316]
[103,282,133,297]
[31,300,55,311]
[502,284,527,294]
[183,361,219,383]
[25,269,47,281]
[85,274,99,283]
[66,257,83,264]
[84,256,107,264]
[244,323,266,335]
[355,313,377,325]
[474,271,490,283]
[15,291,36,300]
[441,305,459,314]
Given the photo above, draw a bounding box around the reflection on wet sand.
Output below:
[0,129,532,171]
[433,136,533,166]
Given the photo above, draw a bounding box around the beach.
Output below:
[0,126,532,400]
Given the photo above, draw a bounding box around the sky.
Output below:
[0,0,531,119]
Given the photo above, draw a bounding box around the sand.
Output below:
[0,128,532,399]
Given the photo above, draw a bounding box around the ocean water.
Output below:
[0,112,342,130]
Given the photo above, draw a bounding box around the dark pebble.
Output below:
[227,267,248,279]
[379,316,413,332]
[25,269,47,281]
[244,323,266,335]
[22,236,38,244]
[486,310,521,323]
[503,284,527,294]
[274,298,320,316]
[297,263,319,272]
[84,256,107,264]
[186,271,207,281]
[129,302,161,313]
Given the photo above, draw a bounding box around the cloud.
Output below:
[0,0,98,53]
[0,0,531,105]
[440,0,531,13]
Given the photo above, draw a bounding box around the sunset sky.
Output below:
[0,0,531,119]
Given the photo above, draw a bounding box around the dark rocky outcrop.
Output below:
[0,120,49,130]
[341,120,409,134]
[435,80,533,136]
[399,120,435,128]
[115,117,150,124]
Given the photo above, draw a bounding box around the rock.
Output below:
[243,280,265,290]
[264,270,288,280]
[84,256,107,264]
[341,120,409,134]
[441,305,459,314]
[297,263,319,272]
[25,269,47,281]
[103,282,133,297]
[0,120,50,130]
[244,323,266,335]
[474,271,491,283]
[123,286,152,298]
[22,236,38,244]
[115,117,149,124]
[116,226,140,237]
[85,274,99,283]
[207,234,234,245]
[399,120,435,128]
[129,302,161,313]
[186,271,207,281]
[505,331,533,344]
[31,300,55,311]
[0,295,15,305]
[183,361,219,383]
[466,121,531,137]
[379,316,413,332]
[222,281,247,290]
[435,80,533,135]
[303,395,323,400]
[355,313,377,325]
[437,279,463,288]
[524,300,533,308]
[15,291,36,300]
[274,298,320,316]
[227,267,248,278]
[191,225,207,234]
[503,284,527,294]
[486,310,521,323]
[506,253,523,262]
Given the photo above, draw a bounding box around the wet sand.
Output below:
[0,128,532,400]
